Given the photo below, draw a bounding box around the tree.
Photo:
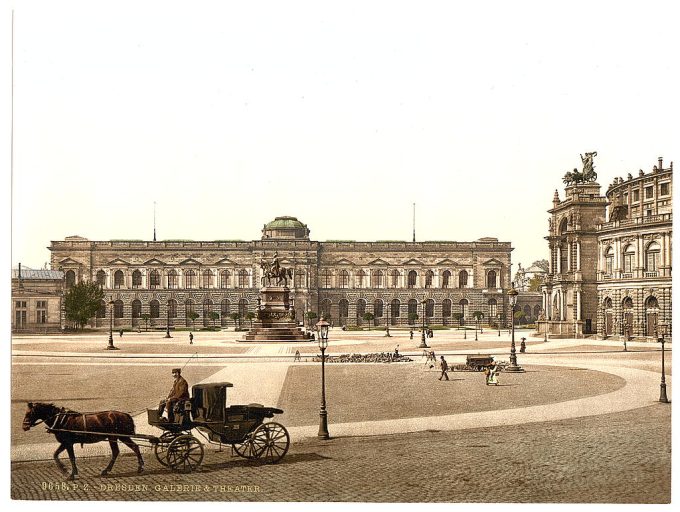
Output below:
[186,310,199,328]
[514,310,526,325]
[64,281,104,330]
[230,312,241,330]
[140,313,151,332]
[452,313,463,327]
[362,312,375,330]
[246,311,256,329]
[528,276,544,292]
[532,259,549,273]
[408,312,418,325]
[208,311,220,328]
[305,311,318,329]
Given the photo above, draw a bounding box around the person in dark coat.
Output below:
[159,368,190,422]
[438,355,449,381]
[189,332,194,344]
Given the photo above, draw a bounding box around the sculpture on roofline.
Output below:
[563,151,598,185]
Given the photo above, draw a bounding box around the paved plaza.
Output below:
[10,328,672,503]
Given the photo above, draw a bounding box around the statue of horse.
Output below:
[275,267,293,287]
[22,402,144,480]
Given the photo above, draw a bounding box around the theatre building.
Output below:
[48,217,514,330]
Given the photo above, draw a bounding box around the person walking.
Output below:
[409,330,414,340]
[119,329,123,338]
[520,338,526,353]
[189,332,194,344]
[438,355,449,381]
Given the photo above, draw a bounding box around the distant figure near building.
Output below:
[119,329,123,338]
[189,332,194,344]
[438,355,449,381]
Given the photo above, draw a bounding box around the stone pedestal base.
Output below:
[241,286,309,342]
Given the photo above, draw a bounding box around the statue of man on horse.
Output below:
[260,253,293,287]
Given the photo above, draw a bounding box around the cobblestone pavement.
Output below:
[11,404,670,503]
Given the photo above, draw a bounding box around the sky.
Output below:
[6,0,680,272]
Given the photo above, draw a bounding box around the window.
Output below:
[356,270,367,288]
[96,300,106,318]
[185,270,197,289]
[220,270,230,288]
[660,182,670,196]
[202,270,213,289]
[605,246,614,275]
[131,300,142,318]
[488,298,497,319]
[114,300,124,318]
[391,299,400,318]
[237,269,249,288]
[645,242,660,271]
[238,299,248,317]
[339,270,349,288]
[294,270,304,288]
[203,299,213,323]
[487,270,497,289]
[339,299,349,318]
[96,270,106,287]
[623,245,635,273]
[65,270,76,289]
[168,299,177,318]
[633,189,640,201]
[425,299,434,318]
[168,270,178,289]
[15,301,27,328]
[407,271,417,288]
[646,296,659,309]
[113,270,124,289]
[36,300,47,323]
[321,269,332,288]
[407,299,418,323]
[459,299,469,320]
[132,270,142,288]
[442,299,452,319]
[320,299,332,318]
[150,300,160,318]
[356,299,367,318]
[374,299,383,318]
[390,269,400,288]
[645,186,653,199]
[458,270,468,288]
[425,271,434,288]
[372,270,384,288]
[220,299,230,317]
[149,270,160,289]
[442,270,451,288]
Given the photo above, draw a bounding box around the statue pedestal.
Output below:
[241,287,309,342]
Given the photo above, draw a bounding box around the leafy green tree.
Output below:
[64,281,104,330]
[305,311,318,329]
[230,312,241,330]
[140,313,151,332]
[186,310,199,328]
[408,312,418,325]
[363,312,375,329]
[246,311,256,329]
[472,311,484,333]
[514,310,526,324]
[452,312,463,326]
[532,259,549,273]
[208,311,220,328]
[528,276,544,292]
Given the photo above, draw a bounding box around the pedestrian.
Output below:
[410,330,414,340]
[438,355,449,381]
[294,349,301,362]
[119,329,123,338]
[429,328,434,338]
[520,337,526,353]
[189,332,194,344]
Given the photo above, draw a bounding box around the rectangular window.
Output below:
[660,182,670,196]
[36,300,47,323]
[633,189,640,201]
[606,257,613,276]
[624,253,634,273]
[645,186,653,199]
[646,252,658,272]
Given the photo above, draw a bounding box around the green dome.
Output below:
[264,216,306,229]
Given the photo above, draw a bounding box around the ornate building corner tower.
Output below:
[540,153,607,337]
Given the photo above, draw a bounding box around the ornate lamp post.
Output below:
[165,298,173,338]
[505,288,524,372]
[657,323,669,404]
[385,302,391,337]
[498,314,501,337]
[419,300,429,348]
[316,318,330,439]
[107,300,119,350]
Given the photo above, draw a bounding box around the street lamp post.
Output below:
[498,315,501,337]
[316,318,330,439]
[107,300,119,350]
[658,323,669,404]
[419,300,429,348]
[165,299,172,338]
[385,303,391,337]
[505,288,524,372]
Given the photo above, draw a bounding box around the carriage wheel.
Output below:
[250,422,290,464]
[153,432,176,466]
[232,440,259,460]
[166,435,204,473]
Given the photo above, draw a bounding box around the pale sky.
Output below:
[6,0,679,271]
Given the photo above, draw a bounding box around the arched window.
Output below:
[221,299,230,316]
[356,299,367,318]
[488,298,497,318]
[238,269,249,288]
[459,298,469,320]
[320,299,332,318]
[605,246,614,276]
[238,299,248,317]
[167,270,178,289]
[407,299,418,323]
[425,299,434,318]
[113,270,124,289]
[202,270,213,288]
[603,297,613,309]
[150,299,160,318]
[487,270,497,289]
[339,299,349,319]
[220,270,231,288]
[559,241,569,272]
[168,299,177,318]
[458,270,468,288]
[372,270,384,288]
[132,270,142,288]
[321,269,332,288]
[623,245,635,274]
[425,270,434,288]
[96,270,106,287]
[646,296,659,309]
[390,269,400,288]
[374,299,384,317]
[203,299,213,327]
[559,217,568,234]
[442,299,452,320]
[391,299,400,318]
[185,270,197,289]
[149,270,160,289]
[114,300,124,318]
[645,242,660,272]
[442,270,451,288]
[407,271,417,288]
[65,270,76,289]
[533,305,541,319]
[356,270,367,288]
[622,297,633,309]
[339,270,349,288]
[96,300,106,318]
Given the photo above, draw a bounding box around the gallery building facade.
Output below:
[48,217,514,330]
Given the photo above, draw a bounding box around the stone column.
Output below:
[556,246,562,274]
[576,240,581,271]
[576,289,582,320]
[567,241,572,272]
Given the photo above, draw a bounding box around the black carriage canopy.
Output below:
[192,382,233,422]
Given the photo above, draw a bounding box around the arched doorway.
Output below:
[622,297,634,338]
[645,296,659,337]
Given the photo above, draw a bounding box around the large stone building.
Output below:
[540,156,672,339]
[11,265,64,333]
[48,217,514,330]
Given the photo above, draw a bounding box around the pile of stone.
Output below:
[312,352,413,363]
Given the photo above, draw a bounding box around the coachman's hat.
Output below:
[172,368,181,374]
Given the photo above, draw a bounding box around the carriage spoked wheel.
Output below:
[232,440,259,460]
[249,422,290,464]
[166,434,204,473]
[153,432,177,467]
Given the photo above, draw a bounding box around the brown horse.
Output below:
[22,402,144,480]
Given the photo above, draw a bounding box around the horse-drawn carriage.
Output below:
[148,381,290,472]
[23,381,290,479]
